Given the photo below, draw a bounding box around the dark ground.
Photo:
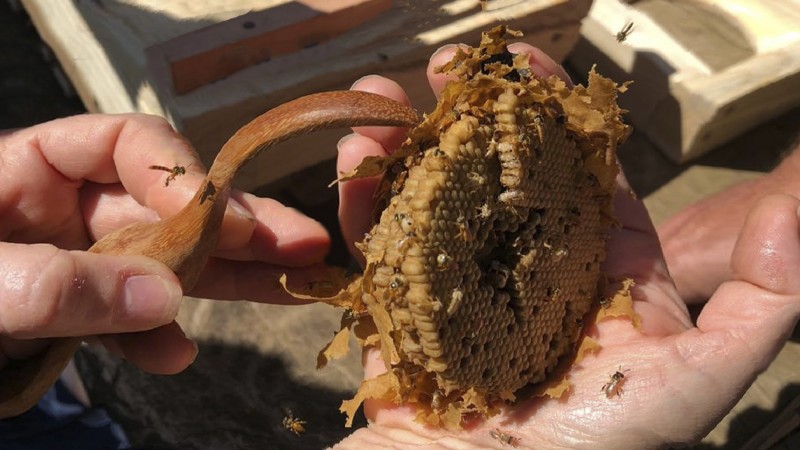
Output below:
[0,1,85,129]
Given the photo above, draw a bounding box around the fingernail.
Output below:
[175,326,200,364]
[122,275,182,325]
[337,133,356,149]
[189,340,199,364]
[530,62,553,79]
[228,198,255,221]
[350,74,377,90]
[431,43,457,60]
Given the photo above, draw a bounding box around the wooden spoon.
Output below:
[0,90,420,419]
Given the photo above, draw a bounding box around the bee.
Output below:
[498,189,525,205]
[436,251,453,271]
[396,233,418,251]
[466,171,486,189]
[199,180,217,204]
[430,389,444,412]
[599,296,613,309]
[490,428,520,447]
[602,366,630,398]
[344,308,366,320]
[531,114,545,144]
[546,286,561,301]
[552,246,569,263]
[388,275,407,291]
[149,164,187,186]
[282,410,306,436]
[455,214,470,241]
[616,21,634,43]
[399,214,415,235]
[477,203,492,221]
[488,261,510,288]
[447,288,464,315]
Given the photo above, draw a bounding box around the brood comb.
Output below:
[327,26,630,427]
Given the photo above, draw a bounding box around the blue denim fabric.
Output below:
[0,378,130,449]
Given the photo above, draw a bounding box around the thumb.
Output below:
[0,242,182,339]
[693,194,800,372]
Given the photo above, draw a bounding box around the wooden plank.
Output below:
[569,0,800,162]
[160,0,393,95]
[22,0,592,190]
[643,166,762,226]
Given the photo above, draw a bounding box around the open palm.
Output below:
[334,45,800,449]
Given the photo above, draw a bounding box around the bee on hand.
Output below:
[490,428,520,447]
[602,365,631,398]
[148,164,187,187]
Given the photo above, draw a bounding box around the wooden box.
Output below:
[22,0,592,190]
[569,0,800,163]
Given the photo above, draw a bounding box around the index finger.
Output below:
[14,113,257,249]
[18,113,201,187]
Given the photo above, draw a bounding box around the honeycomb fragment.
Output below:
[331,26,629,428]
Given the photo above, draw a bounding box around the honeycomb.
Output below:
[328,26,629,427]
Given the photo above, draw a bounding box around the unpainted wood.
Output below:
[22,0,591,190]
[569,0,800,162]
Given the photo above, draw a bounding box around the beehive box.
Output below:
[569,0,800,162]
[21,0,592,190]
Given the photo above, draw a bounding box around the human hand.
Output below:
[658,151,800,304]
[0,115,330,375]
[333,44,800,448]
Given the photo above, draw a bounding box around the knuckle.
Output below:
[126,112,171,129]
[0,246,75,337]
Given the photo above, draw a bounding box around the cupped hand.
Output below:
[334,44,800,449]
[0,115,330,374]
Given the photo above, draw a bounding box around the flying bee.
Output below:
[616,21,634,42]
[602,366,631,398]
[149,164,187,186]
[282,410,306,436]
[490,428,520,447]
